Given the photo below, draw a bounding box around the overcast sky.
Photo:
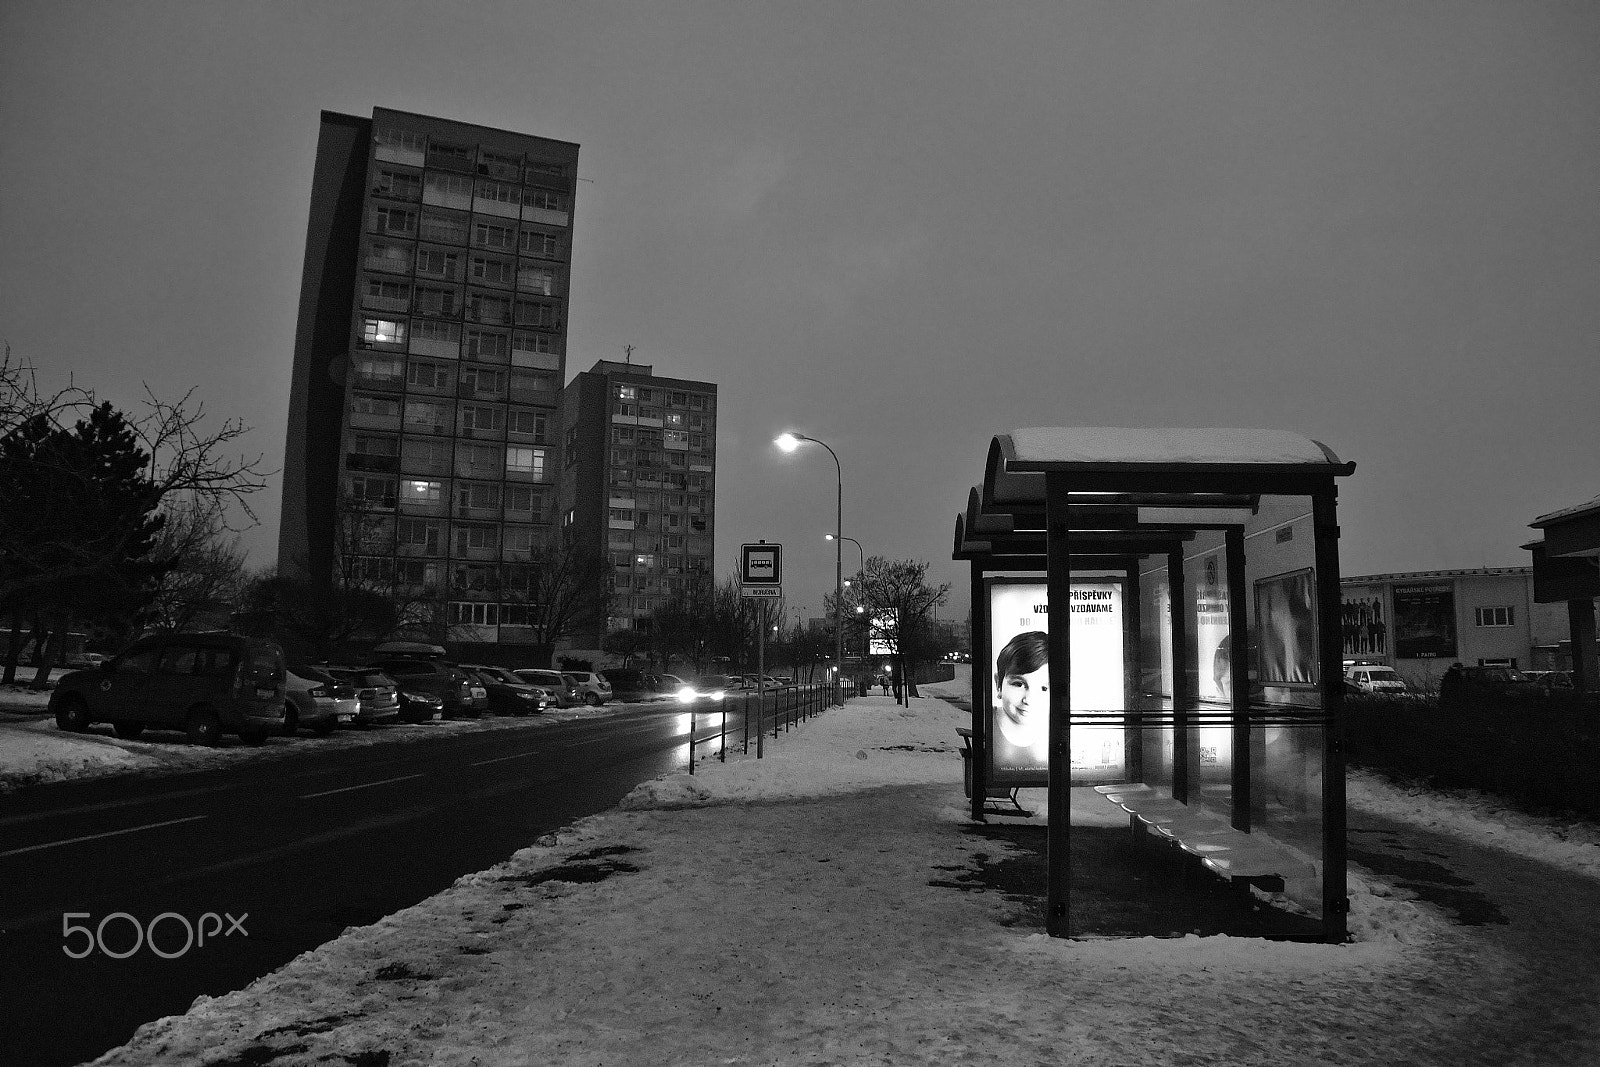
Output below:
[3,1,1596,624]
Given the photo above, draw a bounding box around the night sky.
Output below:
[4,1,1596,624]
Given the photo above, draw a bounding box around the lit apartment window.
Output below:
[399,479,443,506]
[407,360,451,390]
[518,267,555,295]
[361,317,406,347]
[665,429,688,450]
[473,221,516,250]
[397,518,442,553]
[618,385,637,401]
[1475,606,1515,627]
[415,249,460,279]
[665,412,686,429]
[507,446,546,477]
[460,404,505,433]
[509,410,548,440]
[520,229,560,259]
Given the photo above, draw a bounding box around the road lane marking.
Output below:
[470,750,543,766]
[0,784,236,828]
[299,773,425,799]
[0,815,208,858]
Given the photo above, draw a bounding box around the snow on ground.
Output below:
[0,688,632,794]
[81,667,1600,1066]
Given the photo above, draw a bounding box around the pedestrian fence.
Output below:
[686,682,845,774]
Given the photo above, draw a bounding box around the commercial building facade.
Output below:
[559,360,718,647]
[1340,567,1573,685]
[279,108,579,652]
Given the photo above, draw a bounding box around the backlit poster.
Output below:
[1393,583,1457,659]
[1195,551,1231,703]
[987,579,1126,787]
[1256,568,1319,685]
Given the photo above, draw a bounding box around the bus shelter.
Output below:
[953,428,1355,942]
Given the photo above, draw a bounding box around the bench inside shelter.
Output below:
[956,726,1033,817]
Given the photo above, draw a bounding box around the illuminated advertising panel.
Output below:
[987,579,1126,787]
[1256,568,1319,685]
[1393,583,1456,659]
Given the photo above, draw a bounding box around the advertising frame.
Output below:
[1254,567,1320,687]
[1392,582,1458,659]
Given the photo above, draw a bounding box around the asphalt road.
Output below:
[0,697,775,1067]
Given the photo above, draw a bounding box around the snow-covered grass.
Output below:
[89,669,1548,1067]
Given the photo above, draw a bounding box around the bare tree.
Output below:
[141,496,248,633]
[829,556,950,705]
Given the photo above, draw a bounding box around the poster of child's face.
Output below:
[989,583,1051,784]
[1255,568,1318,685]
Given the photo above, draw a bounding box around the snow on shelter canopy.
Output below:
[961,427,1355,559]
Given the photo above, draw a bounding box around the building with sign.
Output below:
[279,107,579,652]
[560,360,718,644]
[1339,567,1572,684]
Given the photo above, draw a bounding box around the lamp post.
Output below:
[776,431,843,703]
[827,533,865,667]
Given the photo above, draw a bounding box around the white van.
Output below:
[1344,663,1408,694]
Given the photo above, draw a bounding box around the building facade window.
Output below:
[507,446,546,477]
[1475,606,1515,627]
[419,209,468,245]
[449,601,499,626]
[472,221,516,250]
[509,409,548,440]
[415,249,460,279]
[397,518,442,553]
[460,404,506,433]
[355,356,404,385]
[404,400,451,433]
[372,206,416,235]
[464,329,508,360]
[407,359,452,390]
[399,479,443,506]
[373,169,422,200]
[361,317,406,347]
[520,229,561,259]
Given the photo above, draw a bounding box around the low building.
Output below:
[1340,567,1573,687]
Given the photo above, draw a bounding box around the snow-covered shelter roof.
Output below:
[957,427,1354,561]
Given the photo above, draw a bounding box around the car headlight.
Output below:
[676,687,696,703]
[709,689,725,701]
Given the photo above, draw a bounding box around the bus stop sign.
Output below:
[741,542,782,588]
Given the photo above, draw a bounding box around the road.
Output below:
[0,696,780,1067]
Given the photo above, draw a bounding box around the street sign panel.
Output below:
[741,542,782,585]
[741,585,781,598]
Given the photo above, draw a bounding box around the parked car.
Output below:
[283,666,358,736]
[514,668,582,708]
[740,674,786,690]
[1344,663,1408,695]
[1445,665,1540,709]
[462,664,550,715]
[50,632,286,746]
[323,666,404,725]
[600,668,667,703]
[367,658,479,718]
[562,670,613,706]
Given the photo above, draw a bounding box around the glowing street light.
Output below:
[775,431,843,700]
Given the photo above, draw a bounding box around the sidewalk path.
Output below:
[85,685,1600,1067]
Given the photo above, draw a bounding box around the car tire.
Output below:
[113,722,146,740]
[186,708,222,747]
[55,695,91,733]
[282,706,299,737]
[584,692,600,706]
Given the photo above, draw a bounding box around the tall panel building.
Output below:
[279,108,579,653]
[560,360,718,647]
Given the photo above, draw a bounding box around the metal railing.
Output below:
[686,682,845,774]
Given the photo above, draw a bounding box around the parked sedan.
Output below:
[367,658,479,719]
[324,666,404,725]
[283,667,359,736]
[514,668,582,708]
[461,665,550,716]
[562,670,613,706]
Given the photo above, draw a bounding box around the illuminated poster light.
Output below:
[987,580,1126,787]
[1192,550,1232,774]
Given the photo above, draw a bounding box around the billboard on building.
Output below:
[1342,593,1387,657]
[1256,568,1319,685]
[986,578,1126,787]
[1392,583,1457,658]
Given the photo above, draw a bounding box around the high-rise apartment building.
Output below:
[560,361,718,646]
[279,108,579,653]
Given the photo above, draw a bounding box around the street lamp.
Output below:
[828,533,866,662]
[776,431,843,701]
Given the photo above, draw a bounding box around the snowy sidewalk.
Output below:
[89,679,1600,1067]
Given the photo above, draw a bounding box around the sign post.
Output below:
[742,542,782,758]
